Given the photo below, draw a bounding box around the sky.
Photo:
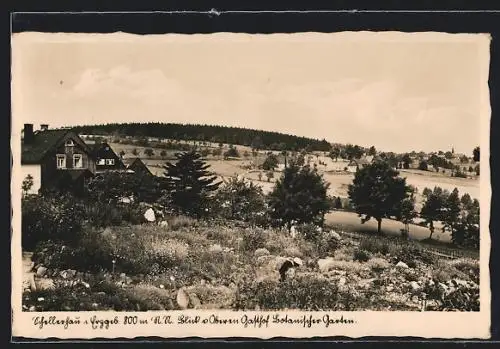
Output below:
[11,32,490,154]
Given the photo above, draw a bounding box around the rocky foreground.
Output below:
[22,220,480,312]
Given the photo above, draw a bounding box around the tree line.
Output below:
[71,122,332,152]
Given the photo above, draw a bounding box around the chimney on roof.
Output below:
[40,124,49,131]
[23,124,34,144]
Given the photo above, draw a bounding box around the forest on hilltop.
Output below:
[70,122,333,152]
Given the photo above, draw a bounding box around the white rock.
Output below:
[36,266,47,277]
[176,288,189,310]
[396,261,409,269]
[293,257,303,266]
[338,277,347,286]
[329,231,341,240]
[159,221,169,228]
[209,244,223,253]
[144,208,156,222]
[409,281,420,291]
[119,196,132,204]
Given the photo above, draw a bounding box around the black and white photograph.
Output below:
[11,29,491,339]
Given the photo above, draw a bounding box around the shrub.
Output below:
[296,223,322,241]
[22,194,83,250]
[32,229,116,273]
[353,249,371,262]
[367,257,390,272]
[234,275,343,310]
[241,228,267,252]
[316,232,341,257]
[148,238,189,265]
[439,283,480,311]
[168,215,198,230]
[448,258,479,283]
[81,202,144,227]
[211,176,267,225]
[358,237,395,256]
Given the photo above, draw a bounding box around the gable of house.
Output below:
[124,157,153,176]
[91,142,126,171]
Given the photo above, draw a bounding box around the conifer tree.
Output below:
[163,151,221,216]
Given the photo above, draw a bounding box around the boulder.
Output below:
[292,257,303,266]
[144,208,156,222]
[60,269,77,279]
[176,288,189,310]
[317,257,336,273]
[329,230,341,240]
[209,244,223,253]
[396,261,409,269]
[409,281,420,291]
[36,266,47,277]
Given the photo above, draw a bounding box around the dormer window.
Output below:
[106,159,115,165]
[65,139,75,147]
[97,159,106,165]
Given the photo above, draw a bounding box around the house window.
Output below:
[106,159,115,166]
[73,154,83,168]
[56,154,66,169]
[97,159,106,165]
[65,139,75,147]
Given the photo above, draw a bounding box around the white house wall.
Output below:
[21,164,42,194]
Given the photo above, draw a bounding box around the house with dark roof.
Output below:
[90,141,127,174]
[347,157,372,173]
[21,124,96,195]
[123,157,153,177]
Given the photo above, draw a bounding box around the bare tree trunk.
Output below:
[429,221,434,240]
[377,218,382,234]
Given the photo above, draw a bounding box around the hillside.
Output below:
[71,122,333,152]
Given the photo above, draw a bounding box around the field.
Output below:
[108,140,480,244]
